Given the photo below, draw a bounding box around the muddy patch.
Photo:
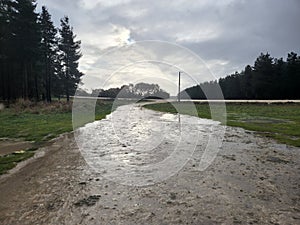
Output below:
[227,113,292,124]
[265,156,289,164]
[74,195,101,207]
[240,117,291,124]
[0,139,34,156]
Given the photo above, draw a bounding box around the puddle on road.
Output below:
[75,104,224,186]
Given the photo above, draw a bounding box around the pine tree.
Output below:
[14,0,41,100]
[58,16,83,102]
[39,6,58,102]
[252,53,274,99]
[286,52,300,99]
[0,0,17,101]
[244,65,253,99]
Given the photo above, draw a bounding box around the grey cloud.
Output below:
[37,0,300,93]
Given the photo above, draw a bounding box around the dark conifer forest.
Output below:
[0,0,83,102]
[181,52,300,100]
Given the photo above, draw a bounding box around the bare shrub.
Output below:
[9,99,72,114]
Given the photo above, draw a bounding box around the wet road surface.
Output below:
[0,105,299,224]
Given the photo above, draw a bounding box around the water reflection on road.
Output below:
[75,104,222,186]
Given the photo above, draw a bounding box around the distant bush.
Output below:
[8,99,72,114]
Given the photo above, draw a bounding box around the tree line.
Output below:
[181,52,300,99]
[91,83,170,99]
[0,0,83,103]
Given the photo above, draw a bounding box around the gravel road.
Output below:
[0,105,299,224]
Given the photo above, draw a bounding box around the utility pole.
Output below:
[178,71,181,102]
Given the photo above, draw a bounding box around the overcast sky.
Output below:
[38,0,300,95]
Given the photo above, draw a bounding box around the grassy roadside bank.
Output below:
[0,100,116,175]
[144,102,300,147]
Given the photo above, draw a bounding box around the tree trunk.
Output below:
[65,67,70,102]
[0,60,5,100]
[47,71,52,103]
[66,88,70,102]
[23,62,29,100]
[34,71,39,102]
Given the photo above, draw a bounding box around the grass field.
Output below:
[0,99,116,175]
[144,102,300,147]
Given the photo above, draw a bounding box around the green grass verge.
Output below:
[0,99,119,175]
[144,102,300,147]
[0,151,35,175]
[0,100,115,143]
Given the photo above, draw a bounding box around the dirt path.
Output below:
[0,105,299,224]
[0,140,34,156]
